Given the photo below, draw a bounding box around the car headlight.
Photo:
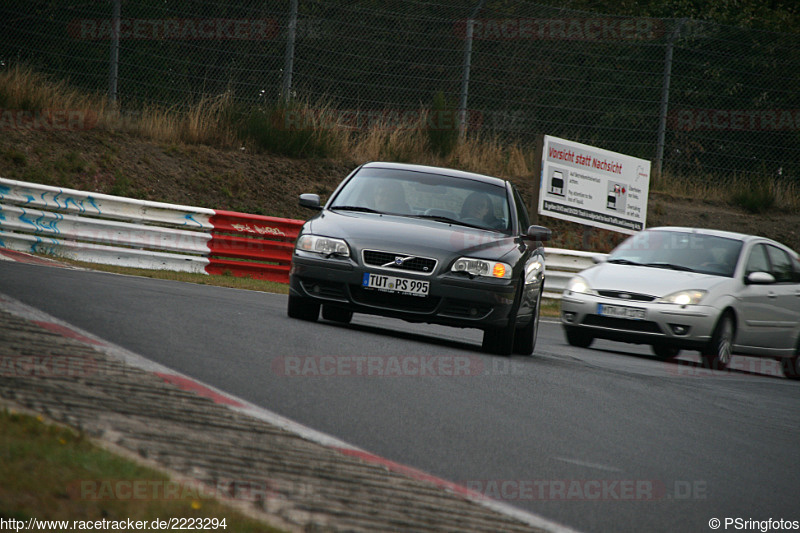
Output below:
[296,235,350,257]
[565,276,596,295]
[452,257,512,279]
[655,290,706,305]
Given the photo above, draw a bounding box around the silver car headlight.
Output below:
[452,257,512,279]
[565,276,596,295]
[655,290,707,305]
[296,235,350,257]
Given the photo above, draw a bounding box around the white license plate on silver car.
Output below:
[598,304,646,320]
[362,273,429,296]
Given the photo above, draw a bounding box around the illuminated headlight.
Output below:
[565,276,596,295]
[656,290,706,305]
[296,235,350,257]
[452,258,512,279]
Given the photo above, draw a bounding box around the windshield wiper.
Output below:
[413,214,485,230]
[642,262,696,272]
[607,258,643,266]
[329,205,381,214]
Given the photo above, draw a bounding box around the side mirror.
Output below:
[745,271,776,285]
[591,254,607,264]
[299,193,322,210]
[525,225,552,242]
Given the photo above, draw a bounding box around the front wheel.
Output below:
[483,279,523,356]
[482,324,515,356]
[652,344,680,361]
[287,293,320,322]
[701,313,734,370]
[513,290,542,356]
[781,356,800,380]
[782,339,800,380]
[564,326,594,348]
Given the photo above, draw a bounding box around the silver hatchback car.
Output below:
[560,227,800,378]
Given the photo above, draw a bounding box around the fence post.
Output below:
[108,0,121,104]
[458,0,485,138]
[655,19,685,178]
[281,0,299,102]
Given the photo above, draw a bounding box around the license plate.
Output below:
[598,304,646,320]
[362,273,429,297]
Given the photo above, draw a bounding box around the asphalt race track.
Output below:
[3,260,799,533]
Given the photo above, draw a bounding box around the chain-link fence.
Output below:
[2,0,799,182]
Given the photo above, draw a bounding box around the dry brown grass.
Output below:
[130,93,238,147]
[652,171,800,211]
[0,64,110,118]
[3,64,798,208]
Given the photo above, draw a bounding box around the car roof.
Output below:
[361,161,508,188]
[649,226,793,250]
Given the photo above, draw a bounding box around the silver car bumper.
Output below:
[560,293,719,349]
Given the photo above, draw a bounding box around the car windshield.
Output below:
[608,230,744,277]
[329,167,511,233]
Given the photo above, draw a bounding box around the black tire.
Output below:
[781,339,800,380]
[482,324,515,356]
[701,313,734,370]
[781,356,800,380]
[483,278,524,356]
[652,344,680,361]
[287,293,320,322]
[564,326,594,348]
[322,305,353,324]
[513,289,542,355]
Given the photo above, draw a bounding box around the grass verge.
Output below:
[51,257,289,295]
[0,408,285,532]
[44,255,562,316]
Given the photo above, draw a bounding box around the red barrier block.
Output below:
[205,258,291,283]
[208,234,294,262]
[211,210,303,241]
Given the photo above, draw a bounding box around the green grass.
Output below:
[0,409,286,532]
[239,102,342,159]
[729,181,776,214]
[540,298,561,318]
[51,257,289,294]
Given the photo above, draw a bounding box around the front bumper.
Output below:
[560,292,719,350]
[289,254,519,328]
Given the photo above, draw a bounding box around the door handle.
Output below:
[767,291,777,299]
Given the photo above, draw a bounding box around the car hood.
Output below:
[580,263,728,297]
[305,210,518,259]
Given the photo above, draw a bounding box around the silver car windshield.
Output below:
[608,230,744,277]
[329,168,511,233]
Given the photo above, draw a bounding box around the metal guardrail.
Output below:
[0,177,604,294]
[543,247,606,300]
[0,178,298,283]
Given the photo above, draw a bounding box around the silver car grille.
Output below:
[597,290,656,302]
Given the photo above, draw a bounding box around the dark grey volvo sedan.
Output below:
[287,162,551,355]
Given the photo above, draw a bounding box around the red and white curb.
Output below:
[0,248,74,267]
[0,291,579,533]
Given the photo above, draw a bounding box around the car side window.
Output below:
[744,244,770,276]
[766,245,794,283]
[512,187,530,234]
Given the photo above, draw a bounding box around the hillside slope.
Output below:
[2,128,799,253]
